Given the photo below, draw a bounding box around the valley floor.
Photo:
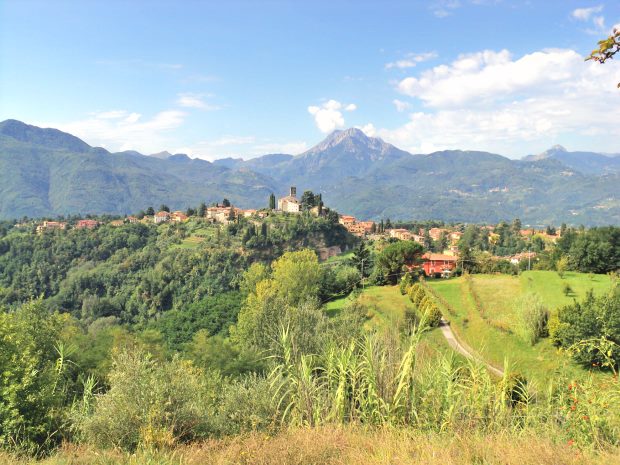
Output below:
[3,426,618,465]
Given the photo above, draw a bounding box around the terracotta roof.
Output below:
[422,253,458,261]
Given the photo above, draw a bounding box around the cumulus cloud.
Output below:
[382,47,620,156]
[397,49,585,108]
[308,99,356,133]
[46,109,186,153]
[393,99,412,112]
[356,123,377,137]
[385,52,437,69]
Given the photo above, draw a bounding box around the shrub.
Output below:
[210,374,277,436]
[399,272,414,295]
[0,300,68,455]
[77,347,218,450]
[423,303,442,327]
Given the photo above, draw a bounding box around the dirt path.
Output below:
[439,319,504,377]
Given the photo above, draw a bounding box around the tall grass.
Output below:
[268,321,620,450]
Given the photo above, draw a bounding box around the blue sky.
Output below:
[1,0,619,159]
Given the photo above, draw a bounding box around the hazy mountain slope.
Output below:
[523,145,620,175]
[1,120,618,225]
[0,121,277,219]
[220,128,411,190]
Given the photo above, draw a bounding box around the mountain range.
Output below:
[0,119,618,225]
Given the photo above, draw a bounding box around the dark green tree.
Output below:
[269,193,276,210]
[352,241,371,277]
[375,240,423,285]
[197,202,207,217]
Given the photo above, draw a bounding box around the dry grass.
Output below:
[3,426,618,465]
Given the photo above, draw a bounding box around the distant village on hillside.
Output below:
[22,185,562,277]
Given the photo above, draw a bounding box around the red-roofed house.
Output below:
[422,253,458,277]
[171,211,189,223]
[154,211,171,224]
[76,219,99,230]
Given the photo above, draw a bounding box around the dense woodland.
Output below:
[0,212,619,458]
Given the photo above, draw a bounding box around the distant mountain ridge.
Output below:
[523,145,620,175]
[0,120,276,219]
[0,119,618,225]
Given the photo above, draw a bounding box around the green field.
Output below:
[427,271,614,384]
[324,285,456,360]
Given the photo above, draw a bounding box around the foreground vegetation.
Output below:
[1,217,619,463]
[3,426,620,465]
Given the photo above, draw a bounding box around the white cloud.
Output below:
[393,99,412,112]
[176,93,220,110]
[572,5,608,34]
[397,49,582,108]
[382,47,620,157]
[356,123,376,137]
[308,99,356,133]
[176,137,308,160]
[430,0,461,18]
[45,109,186,153]
[386,52,437,69]
[572,5,603,21]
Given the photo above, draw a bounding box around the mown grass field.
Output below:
[427,271,615,384]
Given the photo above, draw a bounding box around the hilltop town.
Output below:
[19,185,568,280]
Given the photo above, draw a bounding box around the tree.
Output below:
[423,229,432,250]
[222,198,231,208]
[588,28,620,87]
[552,288,620,370]
[352,241,371,277]
[197,202,206,217]
[159,204,170,213]
[271,249,322,306]
[375,240,424,285]
[556,256,569,278]
[232,250,323,353]
[269,193,276,210]
[145,206,155,216]
[300,191,317,210]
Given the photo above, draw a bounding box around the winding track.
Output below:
[439,318,504,377]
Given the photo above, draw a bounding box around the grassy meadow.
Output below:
[427,271,615,384]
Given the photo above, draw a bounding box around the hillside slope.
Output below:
[0,120,277,218]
